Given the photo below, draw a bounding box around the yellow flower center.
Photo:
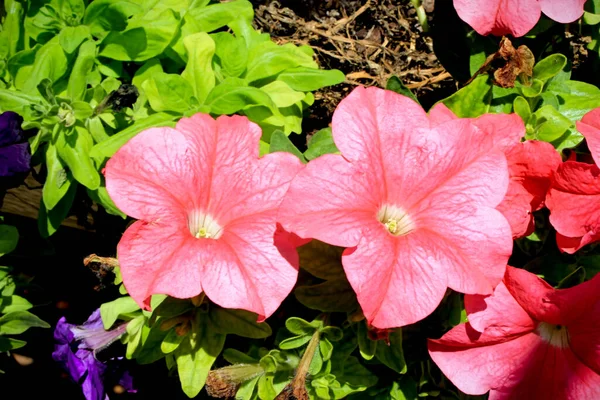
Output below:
[188,211,223,240]
[537,322,569,348]
[377,205,415,236]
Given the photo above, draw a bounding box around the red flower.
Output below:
[279,87,513,328]
[547,108,600,253]
[430,104,561,238]
[429,266,600,399]
[105,114,304,319]
[453,0,586,37]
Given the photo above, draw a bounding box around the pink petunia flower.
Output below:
[279,86,513,329]
[428,266,600,399]
[104,114,304,319]
[547,108,600,253]
[454,0,586,38]
[429,104,561,238]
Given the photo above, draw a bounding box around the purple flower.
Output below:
[0,111,30,177]
[53,309,136,400]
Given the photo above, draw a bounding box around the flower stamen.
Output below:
[188,211,223,240]
[378,205,415,236]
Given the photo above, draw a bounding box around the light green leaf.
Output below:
[100,296,140,329]
[7,45,41,90]
[43,144,73,210]
[142,73,195,113]
[245,42,317,83]
[0,310,50,335]
[0,89,42,113]
[188,0,254,32]
[285,317,319,336]
[67,41,96,102]
[304,127,338,160]
[23,37,68,96]
[440,75,491,118]
[205,78,278,115]
[90,113,177,160]
[389,377,418,400]
[532,105,572,142]
[181,32,215,104]
[161,328,186,354]
[0,336,27,352]
[513,96,531,123]
[261,81,305,108]
[533,54,567,82]
[212,32,248,78]
[55,126,100,190]
[175,314,226,398]
[58,25,91,54]
[209,307,272,339]
[132,59,163,89]
[125,315,145,359]
[0,295,33,314]
[0,225,19,257]
[520,79,544,98]
[279,335,312,350]
[83,0,143,38]
[277,67,345,92]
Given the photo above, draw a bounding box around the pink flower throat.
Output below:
[187,210,223,239]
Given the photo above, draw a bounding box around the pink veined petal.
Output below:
[453,0,541,37]
[503,266,562,325]
[279,154,382,248]
[428,326,543,396]
[465,280,536,337]
[540,0,586,24]
[428,103,457,126]
[105,127,205,221]
[547,161,600,243]
[469,114,526,152]
[117,219,205,310]
[331,85,430,164]
[204,213,300,320]
[490,342,600,400]
[577,107,600,165]
[499,140,562,238]
[556,231,600,254]
[342,225,449,329]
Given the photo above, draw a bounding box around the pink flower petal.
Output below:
[547,161,600,252]
[279,154,381,248]
[331,86,430,164]
[465,281,536,337]
[453,0,541,37]
[428,103,457,126]
[107,113,303,318]
[556,231,600,254]
[105,127,205,221]
[540,0,586,24]
[577,107,600,166]
[469,114,526,152]
[429,326,543,396]
[498,140,561,238]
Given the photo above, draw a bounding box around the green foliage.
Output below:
[0,0,344,236]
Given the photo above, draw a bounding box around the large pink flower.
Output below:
[428,266,600,399]
[547,108,600,253]
[454,0,586,37]
[104,114,304,319]
[279,87,513,329]
[429,104,561,238]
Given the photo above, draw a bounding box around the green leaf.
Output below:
[68,41,97,102]
[38,182,77,238]
[386,76,418,103]
[100,296,140,329]
[132,59,164,89]
[374,329,406,374]
[285,317,319,336]
[320,338,334,361]
[269,130,306,162]
[212,32,248,78]
[58,25,91,54]
[277,67,345,92]
[279,335,312,350]
[209,307,272,339]
[99,8,179,61]
[547,80,600,123]
[245,42,316,83]
[0,295,32,314]
[0,310,50,335]
[0,89,42,113]
[87,186,126,218]
[23,37,68,96]
[83,0,143,37]
[304,127,338,160]
[520,79,544,98]
[533,54,567,81]
[337,356,378,390]
[357,321,377,360]
[295,279,358,313]
[513,96,531,123]
[181,32,215,104]
[97,57,124,78]
[0,225,19,257]
[261,81,305,108]
[205,78,278,115]
[188,0,254,32]
[0,336,27,352]
[175,314,226,398]
[389,377,418,400]
[440,75,492,118]
[125,315,145,359]
[297,240,345,280]
[55,126,100,190]
[43,144,73,210]
[236,376,260,400]
[142,73,195,113]
[7,45,41,90]
[161,328,186,354]
[0,0,24,61]
[532,105,572,142]
[90,113,177,160]
[223,348,259,364]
